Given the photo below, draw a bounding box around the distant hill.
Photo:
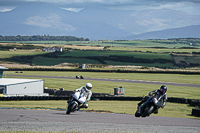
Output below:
[125,25,200,40]
[1,4,200,40]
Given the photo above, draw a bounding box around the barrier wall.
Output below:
[0,95,199,107]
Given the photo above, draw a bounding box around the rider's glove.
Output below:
[149,92,153,96]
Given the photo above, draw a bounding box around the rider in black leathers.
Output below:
[137,85,168,114]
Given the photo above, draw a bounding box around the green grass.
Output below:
[59,50,173,60]
[5,71,200,99]
[1,41,200,68]
[7,71,200,85]
[0,100,197,119]
[2,39,200,48]
[110,47,200,53]
[32,57,101,66]
[31,50,174,67]
[101,40,200,48]
[105,60,175,67]
[0,50,45,58]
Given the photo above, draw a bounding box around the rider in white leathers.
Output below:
[72,83,92,108]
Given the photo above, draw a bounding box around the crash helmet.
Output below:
[160,85,167,94]
[85,83,92,91]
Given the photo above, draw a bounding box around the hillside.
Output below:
[126,25,200,40]
[1,4,200,40]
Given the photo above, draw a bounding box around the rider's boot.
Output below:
[82,103,88,108]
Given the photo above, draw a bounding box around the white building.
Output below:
[42,47,62,52]
[0,78,48,96]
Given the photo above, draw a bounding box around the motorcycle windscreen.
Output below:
[73,92,80,100]
[78,97,87,104]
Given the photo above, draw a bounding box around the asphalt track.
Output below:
[6,74,200,88]
[0,108,200,133]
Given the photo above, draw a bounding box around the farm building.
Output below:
[0,66,8,78]
[0,78,48,96]
[42,47,62,52]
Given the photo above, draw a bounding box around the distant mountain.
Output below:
[125,25,200,40]
[0,4,200,40]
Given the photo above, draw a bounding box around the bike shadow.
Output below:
[53,112,79,116]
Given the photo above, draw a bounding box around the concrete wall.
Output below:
[6,80,44,95]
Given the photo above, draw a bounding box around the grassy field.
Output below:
[4,71,200,100]
[1,39,200,68]
[58,50,173,59]
[32,56,101,66]
[31,50,175,67]
[2,39,200,48]
[1,70,200,119]
[0,50,45,58]
[0,100,197,119]
[6,71,200,85]
[110,47,200,53]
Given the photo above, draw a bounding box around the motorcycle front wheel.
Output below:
[135,111,141,117]
[66,102,77,114]
[141,104,155,117]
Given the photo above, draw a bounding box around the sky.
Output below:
[0,0,200,15]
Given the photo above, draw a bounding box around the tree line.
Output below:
[0,35,89,41]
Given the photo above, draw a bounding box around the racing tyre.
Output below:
[141,104,154,117]
[135,112,140,117]
[66,102,77,115]
[66,105,71,114]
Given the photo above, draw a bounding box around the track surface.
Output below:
[0,109,200,133]
[7,74,200,88]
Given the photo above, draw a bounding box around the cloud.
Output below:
[24,13,76,31]
[1,0,200,15]
[60,7,84,13]
[23,0,132,4]
[0,6,16,12]
[107,1,200,15]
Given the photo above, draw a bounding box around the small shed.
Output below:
[114,87,125,96]
[0,66,8,78]
[0,78,48,96]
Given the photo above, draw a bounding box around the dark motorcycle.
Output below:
[135,95,161,117]
[80,75,84,79]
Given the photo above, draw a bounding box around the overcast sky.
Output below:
[0,0,200,15]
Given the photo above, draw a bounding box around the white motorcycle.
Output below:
[66,91,87,114]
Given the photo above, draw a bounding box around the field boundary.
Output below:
[6,68,200,74]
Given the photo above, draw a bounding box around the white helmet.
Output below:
[85,83,92,91]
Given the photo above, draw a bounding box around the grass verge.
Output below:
[0,100,198,119]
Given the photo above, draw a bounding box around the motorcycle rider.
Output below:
[68,83,92,109]
[137,85,167,115]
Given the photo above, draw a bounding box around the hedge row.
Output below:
[0,96,68,101]
[7,68,200,75]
